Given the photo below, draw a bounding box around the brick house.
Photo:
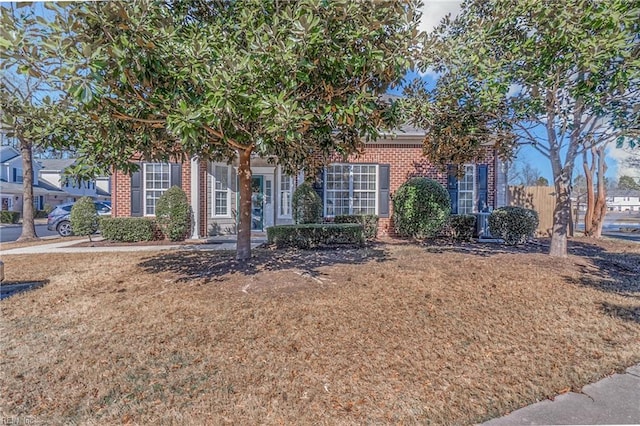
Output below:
[111,125,508,238]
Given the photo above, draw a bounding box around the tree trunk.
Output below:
[583,145,608,238]
[583,149,596,236]
[549,171,572,257]
[236,148,253,260]
[592,146,607,238]
[18,140,38,241]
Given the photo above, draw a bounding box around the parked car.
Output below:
[47,201,112,237]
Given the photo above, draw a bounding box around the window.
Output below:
[278,168,293,218]
[458,165,475,214]
[143,163,171,215]
[13,168,23,183]
[212,164,232,217]
[325,164,377,216]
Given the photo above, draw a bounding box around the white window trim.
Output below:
[277,167,293,219]
[324,163,379,217]
[211,163,233,218]
[143,163,171,217]
[457,164,476,215]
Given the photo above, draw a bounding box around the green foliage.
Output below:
[99,217,159,242]
[0,211,20,224]
[70,197,97,237]
[267,223,364,249]
[292,181,323,224]
[446,214,476,241]
[155,186,191,241]
[334,214,379,240]
[392,178,451,238]
[41,0,421,258]
[489,206,539,245]
[34,210,49,219]
[404,0,640,255]
[618,175,640,190]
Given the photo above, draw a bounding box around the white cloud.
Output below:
[418,1,462,34]
[608,145,640,179]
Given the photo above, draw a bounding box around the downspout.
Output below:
[190,157,200,239]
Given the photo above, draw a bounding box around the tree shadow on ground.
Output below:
[421,237,640,322]
[425,239,640,299]
[138,244,390,284]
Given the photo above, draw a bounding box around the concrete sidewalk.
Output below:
[0,237,265,255]
[483,365,640,425]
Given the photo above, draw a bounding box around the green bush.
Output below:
[267,223,364,249]
[99,217,159,242]
[334,214,379,240]
[446,214,476,241]
[70,197,98,239]
[292,181,323,224]
[43,203,54,214]
[156,186,191,241]
[0,211,20,224]
[489,206,539,245]
[34,210,49,219]
[392,177,451,238]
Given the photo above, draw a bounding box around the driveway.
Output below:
[0,224,59,243]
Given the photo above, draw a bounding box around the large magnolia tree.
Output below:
[405,0,639,256]
[57,0,421,259]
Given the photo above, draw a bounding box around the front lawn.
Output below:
[1,238,639,424]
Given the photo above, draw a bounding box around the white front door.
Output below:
[251,173,274,231]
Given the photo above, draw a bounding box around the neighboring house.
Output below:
[110,124,508,238]
[606,189,640,212]
[0,145,66,213]
[38,159,111,207]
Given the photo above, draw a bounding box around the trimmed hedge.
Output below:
[99,217,159,242]
[334,214,379,240]
[156,186,191,241]
[70,197,98,238]
[0,211,20,224]
[292,181,323,224]
[447,214,476,241]
[267,223,364,249]
[392,177,451,238]
[489,206,539,245]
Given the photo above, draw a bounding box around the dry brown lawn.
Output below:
[1,238,639,425]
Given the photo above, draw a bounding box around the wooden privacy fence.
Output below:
[508,186,556,237]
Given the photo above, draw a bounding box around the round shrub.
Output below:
[70,196,98,239]
[156,186,191,241]
[488,206,539,245]
[392,177,451,238]
[292,181,323,224]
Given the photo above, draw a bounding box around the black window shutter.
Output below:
[312,168,325,206]
[477,164,488,212]
[130,167,142,217]
[378,164,390,218]
[447,164,458,214]
[170,163,182,187]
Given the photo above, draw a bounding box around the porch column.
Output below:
[190,157,200,239]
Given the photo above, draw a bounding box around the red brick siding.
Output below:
[338,143,496,236]
[113,160,192,218]
[113,146,497,238]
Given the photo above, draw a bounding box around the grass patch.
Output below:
[1,238,639,424]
